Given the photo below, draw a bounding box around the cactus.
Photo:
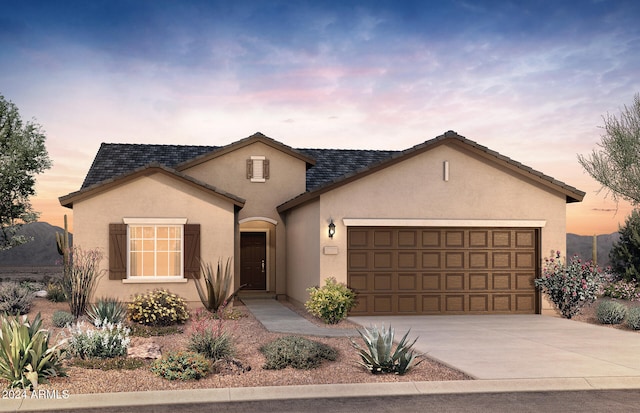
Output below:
[55,215,71,278]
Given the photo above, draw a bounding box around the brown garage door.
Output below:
[347,227,539,315]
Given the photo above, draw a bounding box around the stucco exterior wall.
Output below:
[182,141,307,294]
[71,172,236,304]
[314,144,567,305]
[284,200,321,304]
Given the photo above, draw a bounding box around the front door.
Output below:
[240,232,267,290]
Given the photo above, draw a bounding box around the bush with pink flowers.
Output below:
[534,250,606,319]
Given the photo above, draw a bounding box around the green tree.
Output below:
[609,209,640,282]
[578,93,640,204]
[0,94,51,250]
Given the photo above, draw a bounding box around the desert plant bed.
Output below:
[0,298,470,394]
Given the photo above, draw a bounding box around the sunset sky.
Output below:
[2,0,639,235]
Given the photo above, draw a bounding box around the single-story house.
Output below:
[59,131,585,315]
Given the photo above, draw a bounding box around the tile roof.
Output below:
[75,131,585,211]
[81,143,217,188]
[81,143,396,192]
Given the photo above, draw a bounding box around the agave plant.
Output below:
[194,258,244,313]
[351,324,424,375]
[0,313,67,389]
[87,297,127,326]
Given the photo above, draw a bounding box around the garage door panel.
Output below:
[446,295,465,312]
[422,273,441,290]
[422,295,442,313]
[469,295,489,312]
[398,273,418,290]
[492,273,512,290]
[348,227,539,315]
[373,273,392,291]
[470,273,489,290]
[470,252,489,268]
[445,252,464,268]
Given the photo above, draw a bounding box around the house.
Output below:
[59,131,585,315]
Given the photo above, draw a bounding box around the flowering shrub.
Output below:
[150,350,210,381]
[534,250,606,319]
[67,320,131,359]
[604,280,640,301]
[305,277,357,324]
[128,289,189,327]
[187,308,234,361]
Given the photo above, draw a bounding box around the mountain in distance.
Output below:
[566,232,620,268]
[0,222,72,267]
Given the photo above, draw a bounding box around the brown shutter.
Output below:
[246,159,253,179]
[264,159,270,179]
[184,224,201,279]
[109,223,127,280]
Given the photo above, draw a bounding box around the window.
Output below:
[129,224,182,277]
[247,156,270,182]
[109,221,200,281]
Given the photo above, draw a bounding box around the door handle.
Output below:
[261,260,265,273]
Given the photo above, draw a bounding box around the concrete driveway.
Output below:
[349,315,640,380]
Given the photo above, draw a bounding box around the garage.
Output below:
[347,227,540,315]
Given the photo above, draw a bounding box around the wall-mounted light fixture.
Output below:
[328,220,336,239]
[443,160,450,182]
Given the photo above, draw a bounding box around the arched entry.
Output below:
[239,218,277,291]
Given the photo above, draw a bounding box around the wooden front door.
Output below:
[240,232,267,290]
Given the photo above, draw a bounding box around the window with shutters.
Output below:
[123,218,186,279]
[246,156,269,182]
[109,221,200,281]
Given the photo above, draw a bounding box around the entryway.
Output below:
[240,232,267,290]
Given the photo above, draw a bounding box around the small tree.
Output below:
[578,93,640,205]
[0,94,52,250]
[609,209,640,282]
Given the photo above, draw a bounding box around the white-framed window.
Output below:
[247,156,270,182]
[123,218,187,279]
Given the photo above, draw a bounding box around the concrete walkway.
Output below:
[240,298,358,337]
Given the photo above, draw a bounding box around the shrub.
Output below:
[52,310,75,328]
[150,351,210,381]
[67,321,131,359]
[627,307,640,330]
[20,281,44,292]
[0,313,67,389]
[260,336,337,370]
[305,277,357,324]
[351,324,424,375]
[609,209,640,283]
[87,297,127,326]
[195,258,243,313]
[46,281,68,302]
[128,289,189,327]
[64,247,106,318]
[187,310,234,361]
[596,300,628,325]
[534,251,606,319]
[0,282,35,315]
[604,280,640,301]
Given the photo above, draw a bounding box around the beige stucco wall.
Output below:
[285,143,568,309]
[183,141,308,294]
[284,200,321,303]
[71,172,236,304]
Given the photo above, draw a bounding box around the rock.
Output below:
[127,341,162,359]
[35,290,48,298]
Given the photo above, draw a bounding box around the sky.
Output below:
[1,0,639,235]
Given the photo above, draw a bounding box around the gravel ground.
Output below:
[4,298,471,394]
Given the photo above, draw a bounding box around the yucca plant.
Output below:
[0,313,67,389]
[195,258,244,313]
[87,297,127,326]
[351,324,424,375]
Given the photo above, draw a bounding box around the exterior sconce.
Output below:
[328,220,336,239]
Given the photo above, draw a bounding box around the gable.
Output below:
[277,131,585,213]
